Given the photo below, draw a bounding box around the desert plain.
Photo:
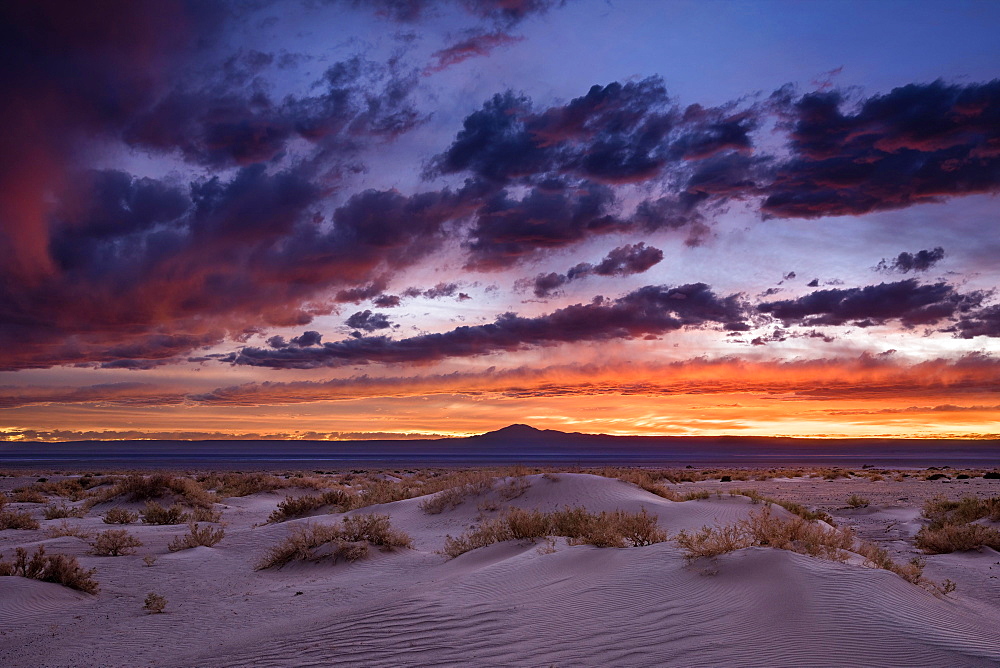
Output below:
[1,465,999,667]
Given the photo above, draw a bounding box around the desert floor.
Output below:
[1,467,999,667]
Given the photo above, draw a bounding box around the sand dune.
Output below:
[1,472,999,666]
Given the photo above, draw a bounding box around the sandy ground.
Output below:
[1,470,999,667]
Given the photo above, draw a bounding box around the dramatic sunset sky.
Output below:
[2,0,1000,441]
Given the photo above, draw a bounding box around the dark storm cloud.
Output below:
[951,305,1000,338]
[0,166,480,370]
[346,0,565,27]
[525,243,663,297]
[758,279,986,328]
[430,78,759,186]
[464,179,628,269]
[876,247,946,273]
[126,54,425,169]
[762,80,1000,218]
[345,310,394,332]
[229,283,749,368]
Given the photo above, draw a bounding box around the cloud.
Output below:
[345,310,394,332]
[524,243,664,297]
[758,279,986,328]
[0,167,481,370]
[762,80,1000,218]
[426,32,523,73]
[951,304,1000,338]
[876,247,946,273]
[431,78,759,186]
[228,283,748,368]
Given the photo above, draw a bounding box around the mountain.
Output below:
[473,424,585,441]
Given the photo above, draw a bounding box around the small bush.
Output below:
[915,524,1000,553]
[683,490,711,501]
[257,514,410,570]
[45,521,92,539]
[0,546,98,593]
[983,472,1000,480]
[420,479,494,514]
[190,507,222,523]
[141,501,189,525]
[143,554,157,567]
[846,495,870,509]
[12,488,46,503]
[87,473,216,509]
[0,509,40,530]
[43,503,86,520]
[925,473,950,481]
[442,506,667,558]
[167,523,225,551]
[720,475,732,483]
[91,529,143,556]
[267,489,352,523]
[922,495,1000,526]
[103,507,139,524]
[202,472,290,497]
[143,592,167,614]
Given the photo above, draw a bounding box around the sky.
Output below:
[2,0,1000,441]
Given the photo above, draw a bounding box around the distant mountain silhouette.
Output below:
[473,424,587,441]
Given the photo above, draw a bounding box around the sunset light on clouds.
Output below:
[2,0,1000,440]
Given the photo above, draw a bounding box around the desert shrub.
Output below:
[0,509,40,530]
[91,529,143,556]
[12,488,46,503]
[143,592,167,614]
[143,554,157,567]
[442,506,666,558]
[256,514,410,570]
[720,475,732,483]
[201,472,291,497]
[30,478,99,501]
[190,507,222,523]
[854,542,926,584]
[0,546,98,593]
[45,521,92,539]
[87,474,215,509]
[683,490,711,501]
[43,503,86,520]
[593,468,682,500]
[730,489,832,523]
[167,522,225,551]
[922,495,1000,527]
[497,476,530,501]
[141,501,189,525]
[542,472,560,482]
[103,507,139,524]
[0,491,7,509]
[983,471,1000,480]
[846,495,870,509]
[419,479,495,514]
[915,524,1000,553]
[925,473,950,481]
[675,524,751,559]
[268,489,352,523]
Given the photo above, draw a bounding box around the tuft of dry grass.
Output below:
[143,592,167,614]
[91,529,143,556]
[86,474,216,509]
[190,506,223,523]
[200,472,291,497]
[256,514,411,570]
[0,546,99,593]
[915,524,1000,553]
[419,478,494,514]
[676,507,853,564]
[11,488,47,504]
[0,509,40,530]
[140,501,189,525]
[45,521,92,539]
[267,489,352,523]
[103,507,139,524]
[730,489,833,523]
[914,495,1000,553]
[43,503,86,520]
[442,506,667,558]
[168,522,225,551]
[846,495,870,509]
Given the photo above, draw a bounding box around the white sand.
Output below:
[1,472,999,667]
